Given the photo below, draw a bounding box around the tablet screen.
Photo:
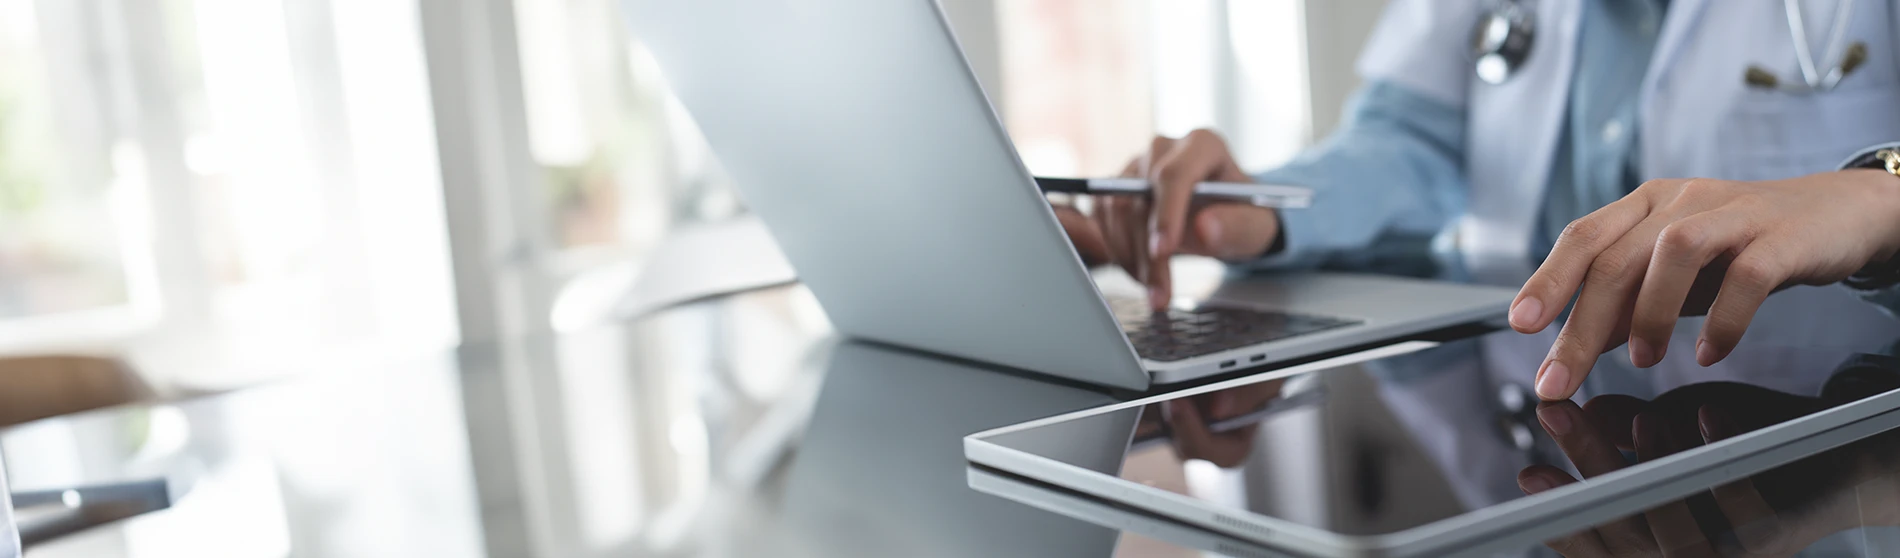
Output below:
[982,329,1900,540]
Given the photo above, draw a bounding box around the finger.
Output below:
[1634,413,1717,558]
[1698,405,1788,553]
[1582,394,1648,452]
[1513,184,1668,333]
[1145,131,1233,308]
[1518,464,1620,556]
[1538,401,1631,478]
[1053,206,1110,266]
[1628,211,1757,368]
[1130,136,1176,178]
[1517,467,1619,557]
[1164,398,1254,467]
[1147,240,1172,310]
[1092,196,1141,280]
[1518,464,1580,494]
[1697,245,1787,366]
[1538,215,1673,401]
[1181,203,1280,261]
[1147,130,1231,256]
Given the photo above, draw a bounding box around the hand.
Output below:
[1510,170,1900,401]
[1095,130,1282,310]
[1150,380,1285,467]
[1052,203,1111,267]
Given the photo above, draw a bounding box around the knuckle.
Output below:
[1149,135,1173,152]
[1655,222,1709,260]
[1727,256,1780,291]
[1185,128,1225,144]
[1154,166,1193,189]
[1634,179,1676,196]
[1587,252,1638,282]
[1559,217,1606,247]
[1678,178,1726,199]
[1547,334,1596,360]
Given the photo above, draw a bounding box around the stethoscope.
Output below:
[1470,0,1536,85]
[1471,0,1869,92]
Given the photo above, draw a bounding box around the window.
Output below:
[0,0,457,368]
[994,0,1312,176]
[0,0,132,321]
[513,0,736,266]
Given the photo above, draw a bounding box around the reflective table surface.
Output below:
[11,283,1900,557]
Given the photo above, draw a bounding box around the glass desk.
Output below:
[8,284,1900,557]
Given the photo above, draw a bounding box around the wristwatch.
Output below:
[1841,144,1900,291]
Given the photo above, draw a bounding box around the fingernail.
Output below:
[1537,404,1572,436]
[1149,285,1170,309]
[1521,475,1555,494]
[1536,361,1571,400]
[1695,338,1716,367]
[1509,298,1543,330]
[1629,338,1655,368]
[1699,406,1730,442]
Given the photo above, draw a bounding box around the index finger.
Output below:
[1512,184,1665,333]
[1148,130,1232,257]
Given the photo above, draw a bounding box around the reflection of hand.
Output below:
[1159,380,1285,468]
[1094,131,1280,310]
[1510,171,1900,401]
[1520,384,1875,557]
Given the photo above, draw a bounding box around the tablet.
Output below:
[965,332,1900,557]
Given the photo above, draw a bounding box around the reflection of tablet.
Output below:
[965,334,1900,557]
[968,465,1296,558]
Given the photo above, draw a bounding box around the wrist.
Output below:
[1844,148,1900,289]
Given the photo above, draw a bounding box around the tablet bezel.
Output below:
[965,340,1900,557]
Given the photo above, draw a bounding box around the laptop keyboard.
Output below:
[1109,299,1362,363]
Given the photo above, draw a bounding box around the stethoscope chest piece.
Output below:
[1472,1,1536,85]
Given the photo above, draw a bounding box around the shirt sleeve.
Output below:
[1244,80,1469,272]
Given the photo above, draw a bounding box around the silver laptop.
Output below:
[622,0,1513,389]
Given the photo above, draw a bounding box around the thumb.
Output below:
[1185,204,1279,261]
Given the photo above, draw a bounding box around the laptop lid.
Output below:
[623,0,1149,389]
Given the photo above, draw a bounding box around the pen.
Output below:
[1034,176,1312,209]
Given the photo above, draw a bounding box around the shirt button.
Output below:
[1601,120,1625,144]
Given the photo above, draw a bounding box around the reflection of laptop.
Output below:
[623,0,1513,389]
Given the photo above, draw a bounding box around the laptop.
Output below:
[622,0,1514,389]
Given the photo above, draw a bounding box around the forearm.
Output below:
[1244,81,1469,271]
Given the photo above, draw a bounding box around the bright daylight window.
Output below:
[514,0,736,267]
[0,0,132,321]
[997,0,1311,177]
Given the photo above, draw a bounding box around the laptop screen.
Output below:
[976,329,1900,542]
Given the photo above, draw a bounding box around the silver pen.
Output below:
[1034,176,1312,209]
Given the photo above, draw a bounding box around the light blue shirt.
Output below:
[1250,0,1666,275]
[1251,0,1666,399]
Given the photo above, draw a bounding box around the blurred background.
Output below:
[0,1,1412,557]
[0,0,1384,380]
